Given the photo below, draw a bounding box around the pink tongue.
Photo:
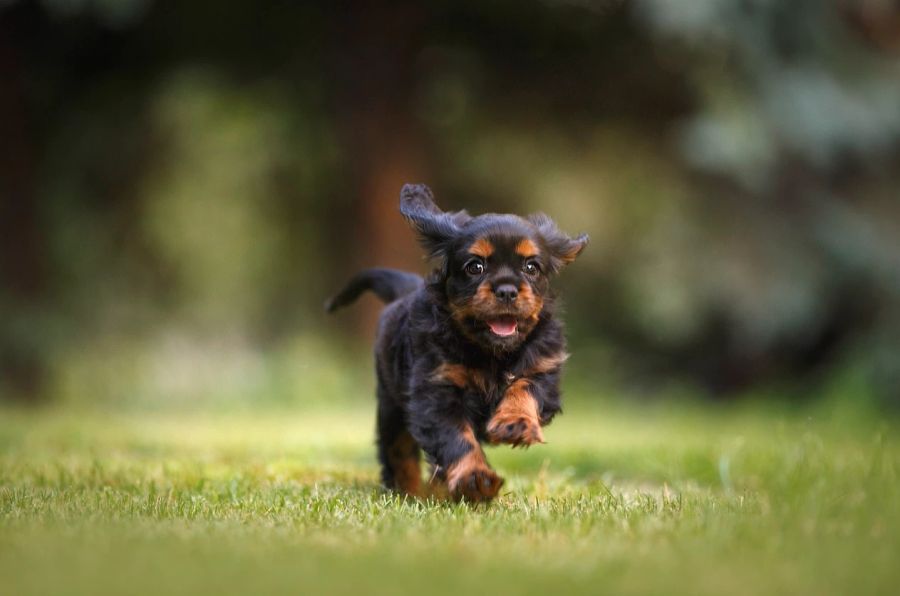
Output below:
[487,317,518,337]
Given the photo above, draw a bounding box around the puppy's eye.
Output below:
[465,260,485,276]
[523,260,540,276]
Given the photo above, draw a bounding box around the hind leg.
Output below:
[376,390,422,496]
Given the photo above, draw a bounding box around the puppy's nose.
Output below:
[494,284,518,303]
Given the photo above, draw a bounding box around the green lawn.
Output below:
[1,400,897,595]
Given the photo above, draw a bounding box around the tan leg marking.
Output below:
[445,426,503,502]
[387,431,421,496]
[486,378,545,447]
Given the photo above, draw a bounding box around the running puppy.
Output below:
[326,184,588,502]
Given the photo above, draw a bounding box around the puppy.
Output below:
[326,184,588,502]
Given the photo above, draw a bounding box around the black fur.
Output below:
[324,268,423,313]
[327,183,588,501]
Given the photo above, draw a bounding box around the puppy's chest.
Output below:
[431,361,523,403]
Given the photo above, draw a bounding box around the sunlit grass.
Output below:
[1,400,898,595]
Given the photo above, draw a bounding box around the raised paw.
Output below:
[486,412,545,447]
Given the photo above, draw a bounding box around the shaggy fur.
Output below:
[327,184,588,502]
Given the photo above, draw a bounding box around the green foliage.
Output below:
[2,0,899,404]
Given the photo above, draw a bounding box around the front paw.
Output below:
[486,412,545,447]
[449,464,504,502]
[446,450,504,503]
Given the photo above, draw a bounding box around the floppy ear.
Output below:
[527,213,589,273]
[399,184,468,259]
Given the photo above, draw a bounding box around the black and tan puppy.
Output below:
[326,184,587,502]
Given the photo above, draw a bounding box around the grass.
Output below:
[1,399,898,595]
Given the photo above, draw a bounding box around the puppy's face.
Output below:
[400,184,588,352]
[444,217,550,350]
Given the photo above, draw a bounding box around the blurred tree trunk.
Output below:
[841,0,900,52]
[332,2,431,337]
[0,17,47,402]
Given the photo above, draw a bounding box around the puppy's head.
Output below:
[400,183,588,352]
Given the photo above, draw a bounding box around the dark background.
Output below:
[2,0,899,409]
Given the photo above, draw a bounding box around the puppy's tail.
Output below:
[325,268,423,313]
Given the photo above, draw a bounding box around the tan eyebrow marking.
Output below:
[468,238,494,258]
[515,238,540,258]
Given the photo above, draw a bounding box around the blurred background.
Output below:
[1,0,899,411]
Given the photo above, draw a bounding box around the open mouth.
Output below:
[486,316,518,337]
